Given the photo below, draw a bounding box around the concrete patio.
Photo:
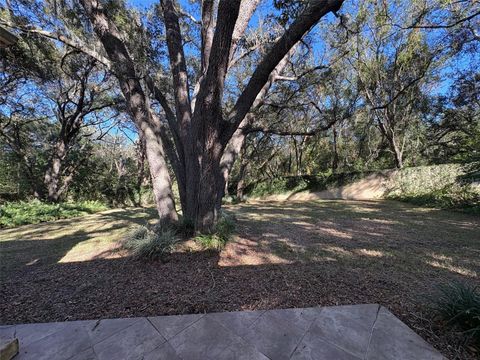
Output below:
[0,304,443,360]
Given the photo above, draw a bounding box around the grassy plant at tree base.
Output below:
[432,281,480,346]
[194,213,236,251]
[122,225,179,260]
[0,200,108,228]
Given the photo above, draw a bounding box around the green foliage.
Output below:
[122,224,178,260]
[248,177,310,197]
[432,281,480,345]
[388,163,468,196]
[389,184,480,214]
[195,213,236,251]
[0,200,108,228]
[387,163,480,213]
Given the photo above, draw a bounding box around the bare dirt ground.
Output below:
[1,200,479,359]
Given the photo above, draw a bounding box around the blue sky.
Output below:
[127,0,162,9]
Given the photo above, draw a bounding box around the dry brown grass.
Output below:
[221,200,479,279]
[1,200,479,358]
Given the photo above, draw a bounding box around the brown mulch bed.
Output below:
[1,200,478,359]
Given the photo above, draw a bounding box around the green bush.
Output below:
[432,281,480,345]
[195,212,236,250]
[388,184,480,213]
[122,224,178,260]
[0,200,108,228]
[248,177,310,197]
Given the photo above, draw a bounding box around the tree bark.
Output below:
[44,139,67,202]
[332,125,339,172]
[135,136,146,206]
[78,0,345,233]
[79,0,178,224]
[392,139,404,169]
[236,147,248,200]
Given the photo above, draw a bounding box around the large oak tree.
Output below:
[77,0,345,231]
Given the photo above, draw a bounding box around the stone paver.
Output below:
[93,318,165,360]
[1,304,445,359]
[365,308,443,360]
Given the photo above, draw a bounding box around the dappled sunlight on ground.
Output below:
[0,207,157,272]
[1,199,479,359]
[222,200,480,280]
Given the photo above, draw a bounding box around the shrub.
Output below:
[248,177,310,197]
[432,281,480,345]
[122,224,178,260]
[0,200,108,228]
[388,183,480,214]
[195,212,236,251]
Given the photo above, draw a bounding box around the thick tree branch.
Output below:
[193,0,242,124]
[228,0,262,63]
[0,20,112,69]
[225,0,345,142]
[200,0,216,73]
[161,0,193,139]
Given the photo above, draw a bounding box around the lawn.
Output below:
[0,200,479,358]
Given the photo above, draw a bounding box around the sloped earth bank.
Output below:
[257,172,392,201]
[1,201,479,359]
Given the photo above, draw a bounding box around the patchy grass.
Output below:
[0,200,479,359]
[0,207,157,278]
[0,200,108,228]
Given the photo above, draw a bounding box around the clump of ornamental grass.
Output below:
[431,281,480,346]
[122,224,179,260]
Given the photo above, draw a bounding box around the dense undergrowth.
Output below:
[388,185,480,214]
[386,163,480,213]
[0,200,108,228]
[245,171,374,198]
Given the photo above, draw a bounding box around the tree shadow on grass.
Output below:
[0,200,478,330]
[0,200,478,360]
[0,207,158,279]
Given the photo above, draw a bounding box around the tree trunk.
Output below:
[392,141,404,169]
[114,157,128,206]
[44,139,67,202]
[332,125,339,173]
[195,143,225,232]
[236,149,248,200]
[80,0,178,225]
[135,137,146,206]
[217,125,247,209]
[143,123,178,224]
